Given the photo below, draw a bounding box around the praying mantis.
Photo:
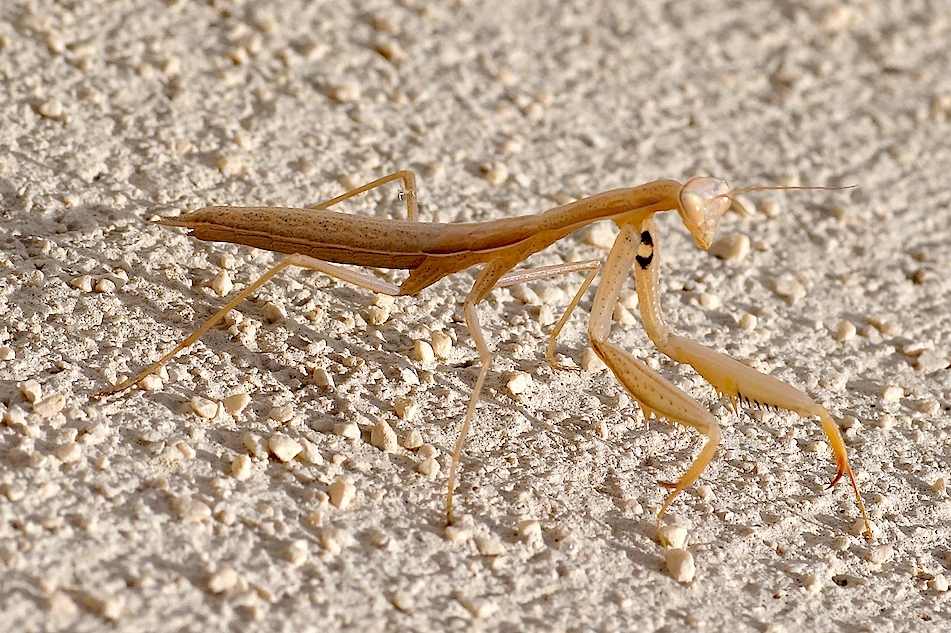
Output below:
[95,169,872,537]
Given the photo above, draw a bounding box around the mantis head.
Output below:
[678,177,854,250]
[677,177,732,250]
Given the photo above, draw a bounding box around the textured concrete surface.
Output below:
[1,1,950,631]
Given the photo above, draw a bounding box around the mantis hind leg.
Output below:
[309,170,419,220]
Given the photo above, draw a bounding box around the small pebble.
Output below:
[430,330,453,358]
[881,385,904,403]
[222,393,251,414]
[664,548,696,583]
[231,454,253,481]
[480,162,509,185]
[207,567,240,594]
[581,347,607,372]
[370,421,399,452]
[70,275,94,292]
[708,233,750,260]
[506,372,532,395]
[773,276,807,302]
[367,304,390,325]
[268,434,303,462]
[517,520,543,545]
[584,223,617,250]
[657,524,688,550]
[97,594,125,621]
[20,379,42,403]
[243,433,268,459]
[865,544,893,565]
[401,428,424,450]
[417,457,440,478]
[210,270,233,297]
[698,293,720,309]
[189,396,219,419]
[33,394,66,418]
[313,367,335,389]
[262,301,286,323]
[933,477,947,494]
[929,575,949,592]
[412,340,435,363]
[55,443,82,463]
[328,479,356,509]
[320,528,356,554]
[475,536,505,556]
[94,278,116,293]
[140,374,164,392]
[0,347,13,361]
[738,313,757,331]
[282,540,309,567]
[391,591,414,613]
[918,400,941,416]
[394,397,419,420]
[268,404,294,423]
[298,438,323,465]
[835,320,856,342]
[333,421,360,440]
[915,350,950,373]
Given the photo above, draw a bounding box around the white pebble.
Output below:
[333,421,360,440]
[298,438,323,465]
[881,385,904,403]
[313,367,335,389]
[835,320,856,342]
[94,278,116,293]
[391,591,414,613]
[268,404,294,423]
[475,536,505,556]
[698,293,720,309]
[207,567,240,593]
[262,301,286,323]
[70,275,94,292]
[657,524,688,550]
[417,457,440,478]
[189,396,219,419]
[222,392,251,414]
[320,527,356,553]
[480,162,508,185]
[140,374,164,392]
[33,394,66,418]
[401,428,424,450]
[231,454,253,481]
[210,270,233,297]
[517,519,543,545]
[708,233,751,261]
[55,443,82,463]
[20,379,42,403]
[865,544,893,565]
[412,340,435,363]
[738,313,757,331]
[282,540,309,567]
[430,330,453,358]
[370,421,399,452]
[506,372,532,395]
[329,479,356,509]
[394,397,419,420]
[367,304,390,325]
[773,276,806,302]
[0,347,13,361]
[581,347,607,372]
[243,433,268,459]
[665,548,696,582]
[268,434,302,462]
[584,223,618,250]
[930,575,949,592]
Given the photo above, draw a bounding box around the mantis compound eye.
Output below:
[678,177,732,250]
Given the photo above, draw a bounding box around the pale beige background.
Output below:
[1,1,950,631]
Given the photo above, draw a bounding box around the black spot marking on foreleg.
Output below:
[635,230,654,269]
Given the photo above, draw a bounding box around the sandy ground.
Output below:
[1,1,950,631]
